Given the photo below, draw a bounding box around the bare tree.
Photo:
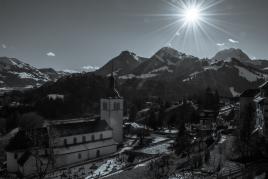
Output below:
[25,126,58,179]
[147,155,172,179]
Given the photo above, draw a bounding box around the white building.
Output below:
[6,73,124,177]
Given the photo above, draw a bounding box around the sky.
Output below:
[0,0,268,71]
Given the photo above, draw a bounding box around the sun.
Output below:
[147,0,227,51]
[183,7,201,24]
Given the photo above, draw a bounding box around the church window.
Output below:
[96,150,100,157]
[103,102,108,111]
[114,102,120,110]
[64,139,67,146]
[82,136,86,143]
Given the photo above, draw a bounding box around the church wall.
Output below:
[100,98,124,143]
[54,144,117,168]
[53,130,113,147]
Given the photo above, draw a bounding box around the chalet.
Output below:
[5,73,124,176]
[253,82,268,137]
[239,82,268,139]
[239,89,259,136]
[198,109,217,131]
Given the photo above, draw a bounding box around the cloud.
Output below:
[62,69,78,73]
[228,39,239,44]
[1,44,7,49]
[46,52,56,57]
[82,65,99,71]
[216,43,225,46]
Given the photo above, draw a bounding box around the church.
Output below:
[5,74,124,176]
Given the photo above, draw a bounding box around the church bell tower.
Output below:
[100,67,123,143]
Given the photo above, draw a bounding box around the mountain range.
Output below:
[1,47,268,98]
[0,57,69,91]
[94,47,268,97]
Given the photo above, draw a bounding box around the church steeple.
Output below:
[101,62,124,143]
[107,63,121,98]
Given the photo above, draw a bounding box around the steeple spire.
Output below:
[108,62,121,98]
[110,62,115,89]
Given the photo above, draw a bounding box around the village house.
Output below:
[253,82,268,137]
[239,81,268,139]
[5,74,124,177]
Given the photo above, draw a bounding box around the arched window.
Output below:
[103,102,108,111]
[64,139,67,146]
[78,153,81,159]
[82,136,86,143]
[114,102,120,110]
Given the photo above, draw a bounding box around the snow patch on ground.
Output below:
[163,129,178,134]
[203,65,222,71]
[229,87,240,97]
[85,158,125,179]
[138,140,173,155]
[11,71,49,81]
[152,136,168,144]
[119,73,157,79]
[11,72,40,81]
[235,65,262,82]
[182,71,201,82]
[138,73,158,79]
[119,74,136,80]
[149,66,173,73]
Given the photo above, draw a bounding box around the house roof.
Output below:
[254,96,266,103]
[259,81,268,89]
[51,119,112,137]
[17,150,31,166]
[5,128,49,152]
[240,89,259,97]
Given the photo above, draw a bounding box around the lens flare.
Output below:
[183,7,202,24]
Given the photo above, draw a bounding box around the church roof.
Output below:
[17,150,31,166]
[51,120,112,137]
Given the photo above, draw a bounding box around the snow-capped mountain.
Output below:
[212,48,251,63]
[2,47,267,98]
[117,47,200,79]
[96,47,267,97]
[0,57,67,90]
[181,58,267,96]
[95,47,203,80]
[95,51,148,76]
[39,68,70,81]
